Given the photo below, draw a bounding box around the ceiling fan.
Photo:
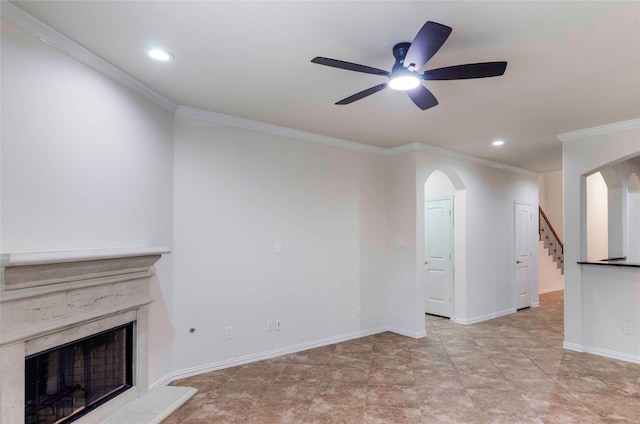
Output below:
[311,21,507,110]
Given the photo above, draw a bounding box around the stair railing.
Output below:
[539,206,564,274]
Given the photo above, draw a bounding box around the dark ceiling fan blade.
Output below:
[423,62,507,80]
[407,85,439,110]
[404,21,452,70]
[311,57,390,76]
[335,83,388,105]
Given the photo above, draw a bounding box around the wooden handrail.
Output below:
[539,206,563,249]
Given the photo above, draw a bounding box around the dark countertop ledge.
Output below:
[578,259,640,268]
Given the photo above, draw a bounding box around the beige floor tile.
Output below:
[245,399,311,424]
[571,392,640,422]
[180,400,253,424]
[368,368,415,386]
[416,386,476,414]
[277,364,330,383]
[467,388,535,415]
[323,366,370,385]
[458,372,514,390]
[164,291,640,424]
[366,385,419,408]
[412,369,465,390]
[420,409,485,424]
[363,405,422,423]
[260,381,319,403]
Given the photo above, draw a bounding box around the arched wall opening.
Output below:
[584,157,640,262]
[586,171,609,260]
[627,173,640,261]
[422,168,466,323]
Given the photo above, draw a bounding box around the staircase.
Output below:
[539,206,564,274]
[538,239,564,293]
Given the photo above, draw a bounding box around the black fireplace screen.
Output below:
[25,322,133,424]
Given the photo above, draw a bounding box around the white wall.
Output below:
[561,119,640,359]
[416,152,539,324]
[539,171,564,241]
[629,173,640,262]
[425,170,456,198]
[386,152,421,336]
[171,113,389,372]
[586,172,608,260]
[582,266,640,358]
[2,11,546,386]
[170,119,539,373]
[0,18,176,385]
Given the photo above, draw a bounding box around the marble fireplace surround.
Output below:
[0,247,195,424]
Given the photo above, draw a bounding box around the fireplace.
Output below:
[0,247,169,424]
[25,323,134,424]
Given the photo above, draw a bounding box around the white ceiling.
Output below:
[10,1,640,173]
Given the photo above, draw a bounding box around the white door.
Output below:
[515,201,532,310]
[425,197,453,317]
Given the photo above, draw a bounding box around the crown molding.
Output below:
[1,1,178,113]
[177,106,538,176]
[175,106,388,155]
[412,143,539,176]
[557,118,640,142]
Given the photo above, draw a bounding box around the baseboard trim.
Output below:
[562,341,584,352]
[454,308,516,325]
[586,346,640,364]
[389,327,427,339]
[563,342,640,364]
[539,286,564,294]
[563,343,640,364]
[151,326,389,388]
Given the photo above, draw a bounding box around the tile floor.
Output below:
[165,291,640,423]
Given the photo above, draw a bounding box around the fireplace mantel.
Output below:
[0,247,195,424]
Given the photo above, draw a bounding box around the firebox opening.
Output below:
[25,322,134,424]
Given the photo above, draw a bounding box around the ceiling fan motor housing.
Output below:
[392,42,413,70]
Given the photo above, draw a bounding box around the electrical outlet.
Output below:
[624,322,633,335]
[267,320,274,332]
[275,319,282,331]
[225,326,234,339]
[356,306,362,317]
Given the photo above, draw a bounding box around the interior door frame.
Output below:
[425,195,454,318]
[514,200,533,310]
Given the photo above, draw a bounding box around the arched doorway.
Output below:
[423,169,466,320]
[627,172,640,261]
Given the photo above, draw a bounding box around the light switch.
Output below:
[275,241,282,253]
[394,237,405,247]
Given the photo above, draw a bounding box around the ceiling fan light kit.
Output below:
[311,21,507,110]
[388,72,420,91]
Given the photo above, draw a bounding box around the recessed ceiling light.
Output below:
[146,48,174,62]
[492,140,505,146]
